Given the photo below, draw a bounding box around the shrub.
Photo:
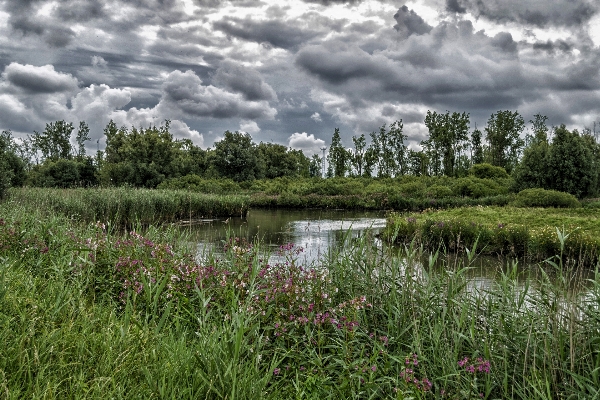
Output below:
[511,188,580,208]
[470,163,509,179]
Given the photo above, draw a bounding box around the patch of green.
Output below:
[511,188,580,208]
[1,200,600,398]
[7,187,249,227]
[384,206,600,265]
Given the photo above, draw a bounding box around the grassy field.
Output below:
[1,192,600,398]
[384,206,600,266]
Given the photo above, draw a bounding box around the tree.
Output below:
[368,121,406,177]
[546,125,595,198]
[75,121,91,159]
[32,120,74,162]
[213,131,263,182]
[350,134,367,176]
[471,128,484,165]
[512,114,550,191]
[423,111,470,177]
[309,154,322,177]
[327,128,348,177]
[484,110,525,173]
[0,130,27,197]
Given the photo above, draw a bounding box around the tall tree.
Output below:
[512,114,550,191]
[75,121,91,159]
[213,131,263,182]
[470,127,484,165]
[423,111,470,177]
[32,120,74,162]
[327,128,348,177]
[484,110,525,173]
[546,125,595,197]
[350,133,367,177]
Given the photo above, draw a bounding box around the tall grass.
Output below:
[1,199,599,398]
[7,187,249,227]
[385,206,600,266]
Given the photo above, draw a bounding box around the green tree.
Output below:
[512,114,550,191]
[350,134,367,177]
[471,128,484,165]
[213,131,263,182]
[423,111,470,177]
[309,154,322,178]
[0,131,27,197]
[484,110,525,173]
[546,125,595,198]
[32,120,74,162]
[327,128,348,177]
[75,121,91,159]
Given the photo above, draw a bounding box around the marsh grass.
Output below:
[385,206,600,266]
[1,199,599,398]
[7,187,249,228]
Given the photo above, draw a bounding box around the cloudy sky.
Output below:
[0,0,599,154]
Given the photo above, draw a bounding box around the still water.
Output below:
[187,208,388,266]
[183,208,593,294]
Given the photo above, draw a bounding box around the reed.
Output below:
[1,199,599,398]
[7,187,249,227]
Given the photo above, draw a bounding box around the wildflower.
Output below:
[273,368,280,375]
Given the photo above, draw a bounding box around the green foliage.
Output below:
[452,177,509,198]
[31,120,74,161]
[8,187,249,227]
[3,201,600,398]
[27,158,98,188]
[158,174,241,194]
[327,128,349,177]
[546,125,595,198]
[213,130,263,182]
[469,163,509,179]
[484,110,525,172]
[423,110,470,177]
[511,188,580,208]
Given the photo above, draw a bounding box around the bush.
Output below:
[470,163,509,179]
[158,175,241,194]
[511,188,580,208]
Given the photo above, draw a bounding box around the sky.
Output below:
[0,0,599,155]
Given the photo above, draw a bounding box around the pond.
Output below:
[183,208,593,294]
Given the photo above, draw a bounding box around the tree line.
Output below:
[0,109,599,198]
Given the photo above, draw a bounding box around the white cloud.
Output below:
[240,119,260,134]
[310,112,322,122]
[288,132,325,156]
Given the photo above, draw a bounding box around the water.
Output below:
[186,208,387,266]
[183,208,594,295]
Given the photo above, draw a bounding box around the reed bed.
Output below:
[385,206,600,266]
[7,187,249,227]
[1,200,599,398]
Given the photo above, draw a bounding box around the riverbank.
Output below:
[384,206,600,266]
[1,198,599,398]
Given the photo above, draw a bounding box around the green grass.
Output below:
[1,198,600,398]
[7,187,249,227]
[384,206,600,266]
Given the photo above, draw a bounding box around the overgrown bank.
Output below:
[1,198,600,398]
[384,206,600,266]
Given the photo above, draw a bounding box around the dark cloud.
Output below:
[160,70,277,119]
[445,0,466,14]
[213,61,277,101]
[2,63,79,93]
[491,32,517,53]
[213,17,320,49]
[55,0,106,21]
[301,0,361,4]
[459,0,598,27]
[394,6,433,36]
[533,40,574,54]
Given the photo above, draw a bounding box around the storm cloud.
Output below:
[0,0,598,150]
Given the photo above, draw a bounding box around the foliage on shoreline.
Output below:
[384,206,600,265]
[0,200,599,398]
[7,187,249,227]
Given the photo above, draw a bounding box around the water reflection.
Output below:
[186,209,387,266]
[184,209,595,296]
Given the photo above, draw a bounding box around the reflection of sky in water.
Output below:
[191,210,387,267]
[190,209,595,301]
